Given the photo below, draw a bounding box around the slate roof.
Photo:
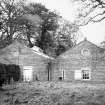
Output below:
[0,41,54,65]
[58,39,105,59]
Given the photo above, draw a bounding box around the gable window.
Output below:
[81,48,90,57]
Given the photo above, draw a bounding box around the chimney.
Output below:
[84,37,87,41]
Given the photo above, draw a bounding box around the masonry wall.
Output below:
[52,59,105,83]
[52,40,105,83]
[0,41,51,82]
[19,52,49,81]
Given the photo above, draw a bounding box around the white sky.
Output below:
[28,0,105,45]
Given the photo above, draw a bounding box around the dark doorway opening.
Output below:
[0,63,21,86]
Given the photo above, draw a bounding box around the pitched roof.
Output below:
[32,50,54,59]
[0,41,24,65]
[58,39,105,58]
[0,41,54,65]
[0,58,11,65]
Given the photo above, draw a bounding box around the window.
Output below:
[75,70,82,80]
[82,70,90,80]
[74,68,91,80]
[81,48,90,56]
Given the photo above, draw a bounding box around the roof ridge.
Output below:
[72,39,104,51]
[58,39,105,58]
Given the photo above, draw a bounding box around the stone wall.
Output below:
[52,40,105,83]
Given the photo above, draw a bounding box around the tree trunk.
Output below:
[27,33,33,48]
[26,25,33,48]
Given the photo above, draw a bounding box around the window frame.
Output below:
[81,48,90,57]
[81,68,91,81]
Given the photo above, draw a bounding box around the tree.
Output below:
[73,0,105,25]
[100,41,105,48]
[0,0,44,48]
[72,0,105,49]
[22,3,79,56]
[17,13,43,47]
[0,0,25,48]
[0,11,2,30]
[55,19,79,56]
[22,3,59,52]
[0,0,79,57]
[17,3,59,56]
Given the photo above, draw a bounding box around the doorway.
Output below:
[23,66,33,82]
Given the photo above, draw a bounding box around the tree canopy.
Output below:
[21,3,59,50]
[0,0,24,47]
[55,19,79,56]
[0,0,79,57]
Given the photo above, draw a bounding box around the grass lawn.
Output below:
[0,82,105,105]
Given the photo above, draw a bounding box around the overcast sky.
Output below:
[28,0,105,45]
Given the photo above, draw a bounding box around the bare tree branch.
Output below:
[73,0,105,25]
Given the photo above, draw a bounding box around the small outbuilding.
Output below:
[0,41,53,82]
[51,39,105,83]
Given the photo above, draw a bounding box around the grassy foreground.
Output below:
[0,82,105,105]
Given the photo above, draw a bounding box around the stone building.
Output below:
[1,39,105,83]
[0,41,53,82]
[51,39,105,83]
